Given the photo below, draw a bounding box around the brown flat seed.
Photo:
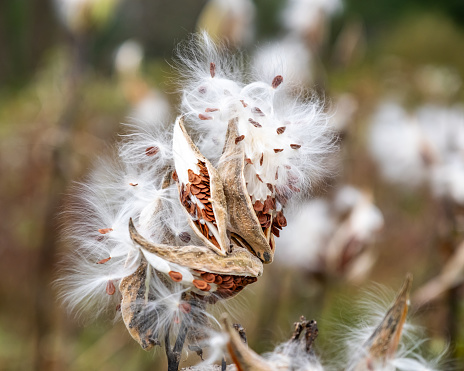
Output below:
[249,118,262,128]
[290,144,301,149]
[190,185,201,195]
[106,280,116,295]
[201,272,216,283]
[277,126,286,134]
[240,100,248,107]
[274,148,284,153]
[196,183,208,189]
[214,275,223,284]
[169,271,183,282]
[272,75,283,89]
[188,169,196,183]
[253,200,264,212]
[145,146,159,156]
[198,86,207,94]
[275,168,279,180]
[205,108,219,112]
[289,184,301,192]
[233,276,242,283]
[271,225,280,237]
[252,107,265,116]
[221,280,234,289]
[98,228,113,234]
[97,257,111,264]
[199,113,213,120]
[179,232,191,243]
[235,135,245,144]
[172,171,178,181]
[129,183,138,186]
[256,174,263,183]
[260,153,264,166]
[210,62,216,78]
[193,279,208,290]
[179,302,191,313]
[276,211,287,227]
[267,183,274,192]
[196,192,206,199]
[222,275,233,282]
[245,158,253,165]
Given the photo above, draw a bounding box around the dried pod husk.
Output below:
[222,315,274,371]
[350,274,413,370]
[129,219,263,277]
[218,118,274,263]
[119,261,160,351]
[172,116,229,255]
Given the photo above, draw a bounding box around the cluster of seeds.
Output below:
[173,161,220,248]
[192,271,258,302]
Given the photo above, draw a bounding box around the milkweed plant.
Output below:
[58,34,442,370]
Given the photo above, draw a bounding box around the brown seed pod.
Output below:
[217,118,274,264]
[119,262,160,351]
[129,219,263,277]
[353,274,413,369]
[172,117,230,255]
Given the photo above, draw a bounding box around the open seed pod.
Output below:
[119,261,161,351]
[172,116,230,255]
[129,219,262,300]
[222,315,275,371]
[350,274,413,370]
[218,118,275,263]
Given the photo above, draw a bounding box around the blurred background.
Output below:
[1,0,464,370]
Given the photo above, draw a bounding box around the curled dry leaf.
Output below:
[218,118,274,263]
[172,117,229,255]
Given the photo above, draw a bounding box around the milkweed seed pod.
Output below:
[59,33,335,353]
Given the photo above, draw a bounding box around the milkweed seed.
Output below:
[205,107,219,112]
[260,153,264,166]
[201,272,216,283]
[106,280,116,295]
[252,107,265,116]
[240,100,248,107]
[235,135,245,144]
[179,232,191,243]
[179,302,191,313]
[272,75,283,89]
[277,127,286,134]
[97,257,111,264]
[249,118,262,128]
[199,113,213,120]
[192,279,208,290]
[98,228,113,234]
[274,148,284,153]
[145,146,159,156]
[290,144,301,149]
[169,271,183,282]
[129,183,138,186]
[210,62,216,78]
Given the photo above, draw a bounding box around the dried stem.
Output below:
[165,319,190,371]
